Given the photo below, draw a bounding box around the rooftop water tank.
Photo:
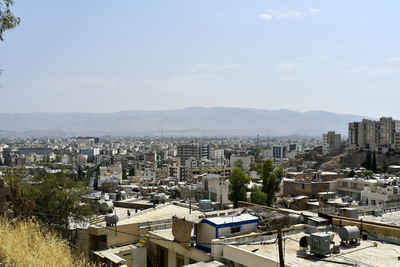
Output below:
[105,214,119,226]
[199,199,213,212]
[288,214,305,225]
[338,226,360,242]
[100,201,114,213]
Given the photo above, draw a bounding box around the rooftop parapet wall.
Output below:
[239,201,400,244]
[330,215,400,240]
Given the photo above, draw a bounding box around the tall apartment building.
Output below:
[176,143,209,162]
[199,144,210,160]
[348,117,400,152]
[348,122,364,150]
[210,148,225,165]
[272,145,286,159]
[322,131,341,155]
[395,121,400,151]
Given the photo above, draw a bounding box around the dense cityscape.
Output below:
[2,1,400,267]
[1,117,400,266]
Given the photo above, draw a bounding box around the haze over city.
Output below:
[3,1,400,267]
[1,0,400,117]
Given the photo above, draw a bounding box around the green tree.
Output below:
[372,151,377,173]
[249,161,262,173]
[128,167,135,176]
[5,169,95,228]
[261,160,284,206]
[77,166,84,181]
[250,185,267,205]
[362,151,372,170]
[233,159,244,170]
[260,159,275,179]
[0,0,20,41]
[228,166,250,208]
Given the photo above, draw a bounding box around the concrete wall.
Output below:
[196,223,216,250]
[89,223,140,248]
[148,232,211,267]
[283,179,334,198]
[208,178,229,204]
[222,245,291,267]
[361,191,388,205]
[128,247,146,267]
[76,228,91,254]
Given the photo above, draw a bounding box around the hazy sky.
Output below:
[1,0,399,117]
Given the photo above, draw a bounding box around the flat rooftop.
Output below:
[150,228,174,240]
[236,231,400,267]
[117,203,202,225]
[360,210,400,226]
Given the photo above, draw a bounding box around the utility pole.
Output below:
[189,197,191,214]
[189,190,192,214]
[277,229,285,267]
[220,193,222,210]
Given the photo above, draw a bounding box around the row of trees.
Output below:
[362,151,377,173]
[229,159,283,208]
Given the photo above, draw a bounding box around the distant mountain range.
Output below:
[0,107,373,137]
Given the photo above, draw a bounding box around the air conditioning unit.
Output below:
[310,232,331,256]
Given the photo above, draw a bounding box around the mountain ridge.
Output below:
[0,107,374,137]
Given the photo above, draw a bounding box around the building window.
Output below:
[231,226,241,234]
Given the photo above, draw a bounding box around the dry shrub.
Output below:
[0,218,96,267]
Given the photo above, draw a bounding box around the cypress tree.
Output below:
[363,151,372,170]
[372,151,377,173]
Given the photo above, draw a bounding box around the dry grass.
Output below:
[0,218,95,267]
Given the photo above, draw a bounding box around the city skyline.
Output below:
[1,1,400,117]
[2,2,400,266]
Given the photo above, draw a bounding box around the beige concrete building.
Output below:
[336,177,378,201]
[322,131,341,155]
[72,203,202,255]
[282,178,337,199]
[348,117,400,152]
